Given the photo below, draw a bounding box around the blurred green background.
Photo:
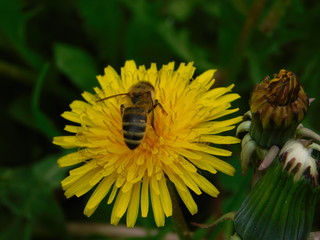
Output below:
[1,0,319,239]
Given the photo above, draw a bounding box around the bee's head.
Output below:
[129,81,155,103]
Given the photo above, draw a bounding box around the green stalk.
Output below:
[234,162,318,240]
[168,182,192,240]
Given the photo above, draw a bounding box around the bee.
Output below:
[97,81,166,150]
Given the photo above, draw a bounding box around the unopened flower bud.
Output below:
[234,140,320,240]
[249,70,309,148]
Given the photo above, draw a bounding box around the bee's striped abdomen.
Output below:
[122,107,147,149]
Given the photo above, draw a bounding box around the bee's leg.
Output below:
[150,109,161,137]
[147,104,157,134]
[149,100,167,136]
[153,100,168,115]
[120,104,125,116]
[151,108,156,133]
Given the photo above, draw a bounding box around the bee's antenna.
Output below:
[96,93,129,102]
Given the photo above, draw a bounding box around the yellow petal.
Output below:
[64,169,99,198]
[52,136,82,149]
[176,186,198,215]
[132,165,147,183]
[112,187,132,220]
[89,169,106,186]
[200,84,234,100]
[107,184,118,204]
[110,189,127,226]
[150,176,160,195]
[146,157,154,177]
[216,93,241,103]
[174,165,201,195]
[207,108,240,122]
[61,174,82,190]
[158,178,172,217]
[194,116,242,135]
[57,151,85,167]
[69,100,90,113]
[84,174,116,216]
[127,163,139,182]
[199,135,241,145]
[191,173,219,197]
[141,176,150,217]
[186,143,232,157]
[146,63,158,86]
[176,62,195,85]
[122,181,133,193]
[174,148,202,160]
[81,91,98,103]
[115,175,126,188]
[64,125,79,133]
[69,161,96,176]
[178,157,198,173]
[150,186,165,227]
[98,65,119,91]
[188,157,217,174]
[126,183,141,227]
[190,69,216,91]
[163,167,188,193]
[121,60,138,88]
[196,152,235,176]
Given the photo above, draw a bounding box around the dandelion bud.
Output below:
[234,140,320,240]
[249,70,309,148]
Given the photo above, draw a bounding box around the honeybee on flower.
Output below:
[53,60,241,227]
[97,81,167,150]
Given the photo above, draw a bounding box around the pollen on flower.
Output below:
[53,60,241,227]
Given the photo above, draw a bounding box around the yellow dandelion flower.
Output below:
[53,60,241,227]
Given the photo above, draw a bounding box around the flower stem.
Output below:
[234,161,318,240]
[168,182,192,240]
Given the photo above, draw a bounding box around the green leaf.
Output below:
[246,50,264,85]
[0,154,67,239]
[0,218,33,240]
[8,94,37,131]
[54,43,98,91]
[217,1,243,67]
[0,0,42,69]
[167,0,197,21]
[0,157,64,219]
[32,154,67,189]
[157,22,214,71]
[75,0,124,63]
[32,63,61,139]
[8,63,61,139]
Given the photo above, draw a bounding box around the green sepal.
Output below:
[234,161,319,240]
[249,114,298,148]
